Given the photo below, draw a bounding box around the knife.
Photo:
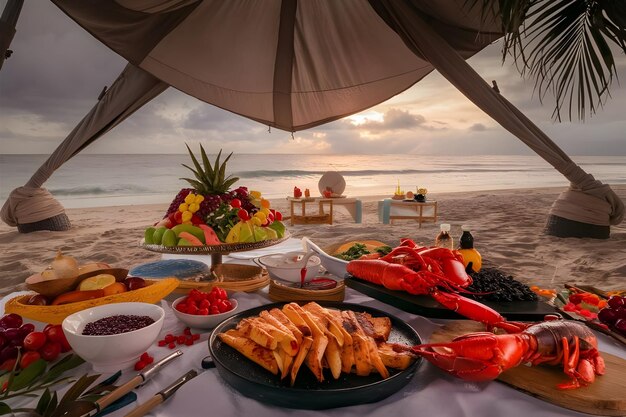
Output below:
[92,350,183,414]
[123,370,198,417]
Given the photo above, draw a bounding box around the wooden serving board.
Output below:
[430,321,626,416]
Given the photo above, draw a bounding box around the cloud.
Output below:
[358,109,426,131]
[469,123,487,131]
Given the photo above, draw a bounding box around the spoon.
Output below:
[293,250,316,288]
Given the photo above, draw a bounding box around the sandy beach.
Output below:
[1,185,624,297]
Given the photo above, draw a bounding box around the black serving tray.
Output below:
[208,301,422,409]
[346,275,557,321]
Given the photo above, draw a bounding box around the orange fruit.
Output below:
[102,282,127,296]
[78,274,116,291]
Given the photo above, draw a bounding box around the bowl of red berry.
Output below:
[172,287,238,329]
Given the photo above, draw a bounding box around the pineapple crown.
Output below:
[181,144,239,195]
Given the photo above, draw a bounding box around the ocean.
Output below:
[1,154,625,208]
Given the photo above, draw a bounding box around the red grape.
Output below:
[0,345,18,362]
[607,296,625,309]
[4,328,20,341]
[18,323,35,338]
[0,314,23,329]
[615,307,626,320]
[598,308,619,325]
[615,318,626,336]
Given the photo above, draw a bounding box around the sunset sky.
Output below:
[1,1,626,156]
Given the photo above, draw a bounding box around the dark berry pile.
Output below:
[82,315,155,335]
[464,268,538,302]
[196,186,253,219]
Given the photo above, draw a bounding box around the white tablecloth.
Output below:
[2,249,624,417]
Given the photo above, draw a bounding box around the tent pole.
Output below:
[0,0,24,71]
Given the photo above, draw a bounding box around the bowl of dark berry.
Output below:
[62,302,164,371]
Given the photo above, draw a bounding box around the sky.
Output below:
[1,1,626,156]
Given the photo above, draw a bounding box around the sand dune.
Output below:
[1,186,624,297]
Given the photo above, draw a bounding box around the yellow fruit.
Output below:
[225,222,242,243]
[189,203,199,213]
[179,203,189,212]
[194,195,204,204]
[78,274,116,291]
[250,190,262,199]
[184,194,196,204]
[260,199,270,209]
[182,211,193,222]
[458,248,482,272]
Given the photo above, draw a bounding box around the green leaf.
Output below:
[180,178,207,193]
[84,371,121,395]
[222,177,240,191]
[9,359,46,391]
[199,144,215,182]
[181,163,208,186]
[0,402,12,415]
[43,354,85,384]
[59,374,100,406]
[43,391,58,417]
[185,144,210,187]
[36,388,52,415]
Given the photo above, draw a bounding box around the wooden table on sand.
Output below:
[286,197,363,225]
[378,199,438,227]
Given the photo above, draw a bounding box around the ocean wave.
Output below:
[235,167,545,178]
[48,184,153,196]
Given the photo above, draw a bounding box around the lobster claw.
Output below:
[411,333,530,382]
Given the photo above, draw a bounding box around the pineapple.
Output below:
[158,144,285,244]
[181,144,239,196]
[164,145,256,240]
[165,145,242,218]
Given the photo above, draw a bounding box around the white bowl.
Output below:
[171,297,238,329]
[255,251,321,283]
[62,302,164,372]
[302,238,348,278]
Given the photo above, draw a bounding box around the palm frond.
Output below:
[471,0,626,121]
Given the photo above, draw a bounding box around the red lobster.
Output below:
[410,319,605,389]
[347,239,605,389]
[346,239,526,333]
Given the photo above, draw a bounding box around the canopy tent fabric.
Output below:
[51,0,502,131]
[1,0,623,237]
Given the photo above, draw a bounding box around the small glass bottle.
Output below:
[435,223,454,249]
[459,225,474,249]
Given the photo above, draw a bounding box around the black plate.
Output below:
[208,301,422,410]
[346,275,557,321]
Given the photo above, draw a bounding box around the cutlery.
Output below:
[123,370,198,417]
[66,350,183,417]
